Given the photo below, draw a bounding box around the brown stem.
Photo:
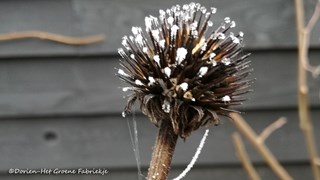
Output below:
[232,132,261,180]
[147,120,178,180]
[294,0,320,179]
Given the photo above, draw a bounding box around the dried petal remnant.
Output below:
[118,2,252,138]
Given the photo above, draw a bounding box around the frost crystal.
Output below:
[122,111,126,117]
[176,47,188,64]
[190,21,198,31]
[118,69,129,77]
[118,48,125,57]
[143,47,148,53]
[122,87,133,92]
[159,39,166,48]
[211,7,217,14]
[132,27,141,36]
[211,61,217,67]
[152,29,160,42]
[209,53,216,60]
[180,82,188,91]
[198,67,208,77]
[239,31,244,37]
[222,58,231,65]
[148,76,156,85]
[164,67,171,77]
[171,25,179,38]
[159,9,166,19]
[222,95,231,102]
[201,43,207,51]
[217,32,225,39]
[233,37,240,44]
[135,79,144,86]
[167,16,174,26]
[162,100,171,113]
[230,21,236,28]
[154,55,160,66]
[135,34,143,45]
[224,17,231,23]
[145,17,152,31]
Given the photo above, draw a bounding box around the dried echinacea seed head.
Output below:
[117,2,252,138]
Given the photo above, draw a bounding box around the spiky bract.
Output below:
[118,2,252,138]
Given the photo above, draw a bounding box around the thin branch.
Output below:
[305,3,320,33]
[229,113,293,180]
[258,117,287,143]
[315,158,320,166]
[0,31,105,45]
[173,129,209,180]
[301,2,320,77]
[294,0,320,179]
[232,132,261,180]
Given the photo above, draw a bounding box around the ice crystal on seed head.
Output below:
[176,47,188,64]
[179,82,189,91]
[117,2,252,138]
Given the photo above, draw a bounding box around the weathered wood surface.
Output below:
[0,109,318,171]
[0,163,313,180]
[0,0,319,57]
[0,1,320,179]
[0,50,319,117]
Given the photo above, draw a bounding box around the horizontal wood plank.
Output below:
[0,50,319,117]
[0,0,319,57]
[0,108,318,171]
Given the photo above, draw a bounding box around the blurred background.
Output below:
[0,0,319,179]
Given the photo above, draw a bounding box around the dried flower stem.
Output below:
[300,2,320,77]
[147,121,178,180]
[294,0,320,179]
[0,31,105,45]
[232,132,261,180]
[230,113,292,180]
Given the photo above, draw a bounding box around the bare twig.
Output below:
[0,31,105,45]
[305,3,320,32]
[301,2,320,77]
[294,0,320,179]
[232,132,261,180]
[258,117,287,143]
[315,158,320,166]
[230,113,293,180]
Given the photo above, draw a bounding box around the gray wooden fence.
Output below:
[0,0,319,179]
